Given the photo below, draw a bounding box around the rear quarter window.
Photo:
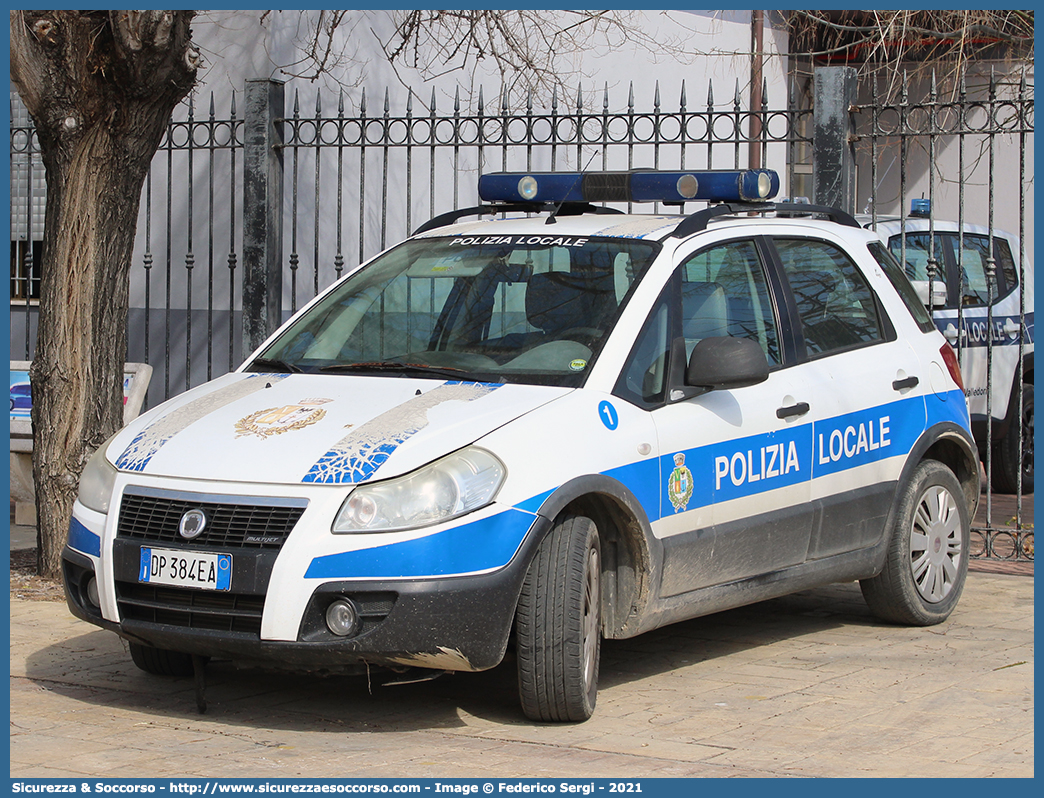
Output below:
[867,241,936,333]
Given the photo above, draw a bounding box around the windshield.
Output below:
[252,235,660,386]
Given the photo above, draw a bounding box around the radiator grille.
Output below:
[117,489,306,550]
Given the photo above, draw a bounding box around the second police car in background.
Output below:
[63,168,979,722]
[865,206,1033,495]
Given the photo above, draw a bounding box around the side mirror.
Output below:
[686,337,769,390]
[911,279,947,308]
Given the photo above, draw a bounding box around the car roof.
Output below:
[414,208,872,244]
[413,213,683,241]
[858,215,1019,242]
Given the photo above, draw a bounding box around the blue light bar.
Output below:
[478,169,780,205]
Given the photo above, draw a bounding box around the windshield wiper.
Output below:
[246,357,302,373]
[320,361,467,379]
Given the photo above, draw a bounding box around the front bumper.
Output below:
[63,511,552,673]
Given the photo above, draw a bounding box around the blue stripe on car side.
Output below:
[514,488,555,514]
[304,390,970,580]
[809,396,926,479]
[68,517,101,557]
[304,507,537,579]
[934,312,1034,348]
[615,390,966,523]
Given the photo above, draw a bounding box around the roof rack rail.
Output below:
[412,202,623,236]
[668,202,860,239]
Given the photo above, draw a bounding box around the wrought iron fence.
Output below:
[13,76,808,403]
[9,68,1033,561]
[273,78,806,316]
[854,68,1034,562]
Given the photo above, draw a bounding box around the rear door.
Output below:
[771,235,927,559]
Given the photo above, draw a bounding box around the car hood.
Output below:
[105,372,569,486]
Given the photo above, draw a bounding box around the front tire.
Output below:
[861,460,970,626]
[516,515,601,722]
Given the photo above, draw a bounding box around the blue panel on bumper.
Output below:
[304,508,537,579]
[68,517,101,558]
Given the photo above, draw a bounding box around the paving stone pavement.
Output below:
[9,571,1033,779]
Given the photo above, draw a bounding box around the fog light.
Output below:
[85,576,100,608]
[325,598,360,637]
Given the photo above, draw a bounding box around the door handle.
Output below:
[892,376,919,391]
[777,402,810,419]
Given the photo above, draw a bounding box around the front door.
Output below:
[620,238,817,596]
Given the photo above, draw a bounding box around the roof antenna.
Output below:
[546,150,599,225]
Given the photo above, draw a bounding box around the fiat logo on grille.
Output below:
[178,509,207,540]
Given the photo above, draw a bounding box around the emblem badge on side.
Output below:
[668,452,694,513]
[178,509,207,540]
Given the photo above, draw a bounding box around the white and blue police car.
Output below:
[865,207,1033,494]
[64,169,979,722]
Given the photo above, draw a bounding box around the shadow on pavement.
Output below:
[21,581,879,731]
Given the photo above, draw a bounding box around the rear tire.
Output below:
[516,515,601,722]
[861,460,970,626]
[129,642,199,677]
[991,382,1033,494]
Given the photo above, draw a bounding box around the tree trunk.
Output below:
[9,11,198,578]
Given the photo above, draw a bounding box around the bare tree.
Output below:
[786,10,1033,101]
[272,10,712,105]
[10,10,199,577]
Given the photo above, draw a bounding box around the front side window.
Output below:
[616,287,671,406]
[615,239,780,407]
[254,235,659,387]
[775,238,885,356]
[679,239,781,365]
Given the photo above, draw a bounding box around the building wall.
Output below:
[12,10,791,408]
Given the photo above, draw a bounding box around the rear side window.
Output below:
[994,237,1019,294]
[956,234,1010,304]
[867,242,936,333]
[887,232,946,283]
[774,238,885,356]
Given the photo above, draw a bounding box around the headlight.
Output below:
[78,438,119,514]
[332,447,505,533]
